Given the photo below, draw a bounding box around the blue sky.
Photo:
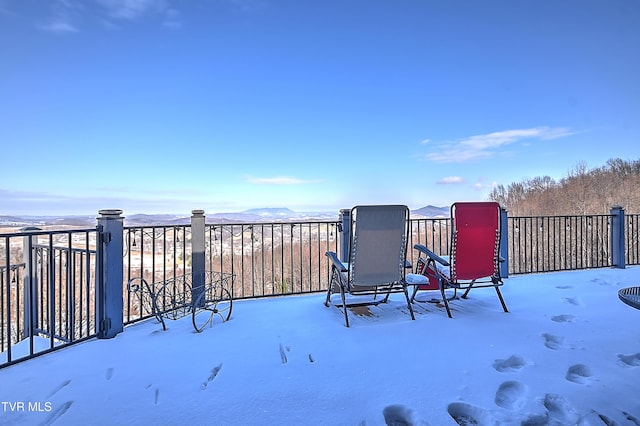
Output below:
[1,0,639,216]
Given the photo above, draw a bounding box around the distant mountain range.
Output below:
[412,205,450,218]
[0,205,450,227]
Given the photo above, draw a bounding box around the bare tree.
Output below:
[489,158,640,215]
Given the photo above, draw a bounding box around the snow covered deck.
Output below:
[1,267,640,425]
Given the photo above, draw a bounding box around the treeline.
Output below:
[488,158,640,215]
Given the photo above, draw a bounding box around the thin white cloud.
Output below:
[38,19,78,34]
[246,176,322,185]
[162,8,181,28]
[471,180,498,191]
[423,126,575,163]
[437,176,464,184]
[96,0,168,20]
[0,0,13,17]
[37,0,81,34]
[35,0,183,32]
[226,0,268,14]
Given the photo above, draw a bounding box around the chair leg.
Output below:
[325,267,338,307]
[461,280,475,299]
[495,287,509,313]
[403,285,416,320]
[340,287,350,327]
[440,285,453,318]
[410,284,418,303]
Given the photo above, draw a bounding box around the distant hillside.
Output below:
[488,157,640,215]
[208,208,335,223]
[1,209,337,228]
[126,214,190,225]
[0,215,96,227]
[1,206,451,229]
[412,205,450,218]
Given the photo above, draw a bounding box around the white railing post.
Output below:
[610,205,626,269]
[96,209,124,339]
[339,209,351,262]
[191,210,206,306]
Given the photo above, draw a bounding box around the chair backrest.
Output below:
[349,205,409,288]
[450,202,500,281]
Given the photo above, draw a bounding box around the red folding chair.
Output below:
[406,202,508,317]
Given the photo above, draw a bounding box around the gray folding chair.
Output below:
[325,205,416,327]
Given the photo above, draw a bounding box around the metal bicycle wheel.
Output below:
[152,286,168,331]
[192,287,233,333]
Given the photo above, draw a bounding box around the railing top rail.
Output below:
[507,214,613,220]
[0,227,97,238]
[205,219,340,227]
[124,224,191,230]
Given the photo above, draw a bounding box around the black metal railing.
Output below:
[3,210,639,368]
[204,221,340,300]
[0,262,25,361]
[627,214,640,266]
[1,228,98,366]
[407,218,452,267]
[507,215,613,274]
[123,225,191,324]
[120,213,638,324]
[122,221,342,324]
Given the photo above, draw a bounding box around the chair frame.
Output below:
[325,205,416,327]
[410,202,508,317]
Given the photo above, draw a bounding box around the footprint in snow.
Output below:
[382,404,426,426]
[624,411,640,425]
[592,410,618,426]
[551,314,575,323]
[40,401,73,426]
[492,355,526,372]
[494,381,527,410]
[201,364,223,390]
[543,393,580,424]
[565,364,592,384]
[279,343,289,364]
[542,333,564,350]
[520,413,550,425]
[590,278,611,286]
[447,402,497,426]
[563,297,582,306]
[618,353,640,367]
[47,379,71,398]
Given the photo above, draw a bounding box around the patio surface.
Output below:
[1,267,640,425]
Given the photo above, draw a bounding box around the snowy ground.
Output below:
[1,267,640,425]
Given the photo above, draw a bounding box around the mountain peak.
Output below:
[412,205,450,218]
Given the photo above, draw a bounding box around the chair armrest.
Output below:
[325,251,348,272]
[413,244,450,266]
